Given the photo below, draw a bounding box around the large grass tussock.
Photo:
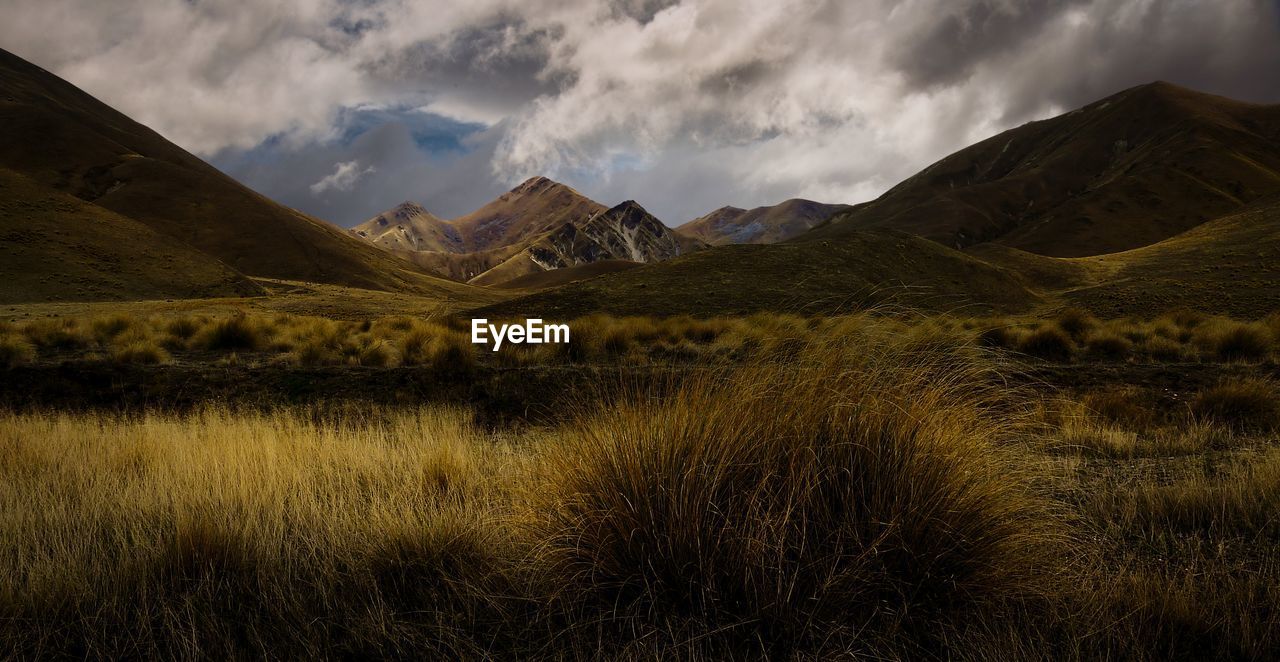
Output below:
[521,335,1067,657]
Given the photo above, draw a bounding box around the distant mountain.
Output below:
[450,176,607,252]
[803,82,1280,257]
[356,179,702,286]
[679,199,851,245]
[471,201,703,286]
[0,48,471,301]
[350,202,462,253]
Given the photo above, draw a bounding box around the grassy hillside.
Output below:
[804,82,1280,257]
[492,259,641,290]
[472,230,1042,318]
[1060,196,1280,317]
[0,169,260,303]
[0,48,472,299]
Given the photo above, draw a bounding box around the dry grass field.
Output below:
[3,306,1279,370]
[2,316,1279,659]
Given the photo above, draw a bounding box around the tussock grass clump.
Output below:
[353,337,399,367]
[1194,319,1273,362]
[192,314,267,352]
[1018,324,1076,361]
[554,315,606,362]
[111,339,172,365]
[0,333,36,368]
[1084,330,1133,360]
[1191,378,1280,432]
[1056,307,1098,340]
[424,331,476,374]
[89,314,138,343]
[1140,334,1186,361]
[165,316,204,340]
[1083,387,1156,430]
[398,323,439,365]
[21,318,91,351]
[521,336,1066,657]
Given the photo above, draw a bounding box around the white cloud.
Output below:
[310,160,375,194]
[4,0,1276,224]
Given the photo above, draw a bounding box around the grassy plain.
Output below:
[1,307,1279,658]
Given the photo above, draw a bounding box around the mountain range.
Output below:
[351,177,703,285]
[2,43,1278,318]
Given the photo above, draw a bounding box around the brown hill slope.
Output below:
[492,259,641,290]
[0,169,259,303]
[392,243,525,283]
[679,199,851,245]
[0,48,469,298]
[1058,196,1280,317]
[469,200,703,287]
[803,82,1280,257]
[471,230,1041,318]
[350,202,463,253]
[449,176,607,252]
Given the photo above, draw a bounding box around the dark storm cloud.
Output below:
[1,0,1277,227]
[364,16,567,122]
[212,109,507,224]
[607,0,682,24]
[1006,0,1280,116]
[891,0,1090,89]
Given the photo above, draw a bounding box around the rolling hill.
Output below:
[471,230,1043,318]
[803,82,1280,257]
[472,187,1280,320]
[0,48,472,300]
[491,259,641,290]
[678,199,852,245]
[1057,195,1280,317]
[0,169,260,303]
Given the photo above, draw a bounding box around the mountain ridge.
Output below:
[801,81,1280,257]
[355,180,703,286]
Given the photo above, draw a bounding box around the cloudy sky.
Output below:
[3,0,1278,226]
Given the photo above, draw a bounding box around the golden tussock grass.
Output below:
[1191,377,1280,432]
[0,407,513,658]
[515,332,1070,658]
[0,330,1080,658]
[2,319,1279,657]
[3,308,1278,369]
[0,332,36,368]
[191,314,269,352]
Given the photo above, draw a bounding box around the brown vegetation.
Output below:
[1,316,1279,658]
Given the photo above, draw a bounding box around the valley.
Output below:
[2,41,1280,661]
